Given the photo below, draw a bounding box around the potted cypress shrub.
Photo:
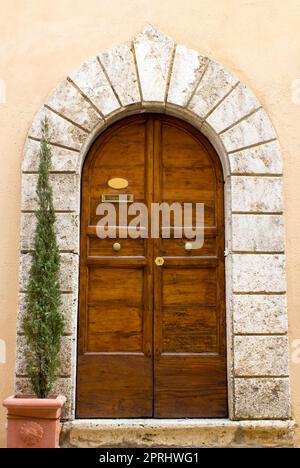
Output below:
[3,118,66,448]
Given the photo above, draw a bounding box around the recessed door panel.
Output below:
[163,268,218,306]
[162,305,218,353]
[154,355,228,418]
[86,267,144,353]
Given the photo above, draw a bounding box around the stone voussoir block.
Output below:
[234,335,289,376]
[207,82,260,134]
[69,56,120,117]
[234,378,291,420]
[188,59,238,118]
[29,107,88,151]
[22,138,79,172]
[134,25,174,102]
[46,79,102,131]
[99,43,140,106]
[233,294,288,334]
[167,45,207,107]
[220,108,277,152]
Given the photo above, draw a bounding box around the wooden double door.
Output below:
[76,114,227,418]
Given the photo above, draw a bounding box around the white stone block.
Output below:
[188,60,238,118]
[233,294,288,334]
[69,56,120,116]
[20,212,79,252]
[99,43,140,106]
[229,140,282,174]
[21,173,79,212]
[16,336,72,377]
[234,378,291,419]
[29,107,88,151]
[46,79,101,131]
[232,214,284,251]
[18,292,76,335]
[207,83,260,133]
[231,176,283,213]
[232,254,286,293]
[59,253,79,293]
[22,138,79,173]
[234,336,289,376]
[19,252,78,292]
[167,45,207,106]
[221,109,277,152]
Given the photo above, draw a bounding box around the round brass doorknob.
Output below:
[185,242,193,251]
[112,242,121,251]
[155,257,164,266]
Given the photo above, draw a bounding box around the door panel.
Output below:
[154,355,228,418]
[162,268,218,305]
[162,305,217,353]
[153,119,227,417]
[76,117,153,418]
[86,267,144,353]
[77,355,153,417]
[160,234,217,257]
[163,167,215,202]
[88,236,146,257]
[89,121,147,226]
[76,114,227,418]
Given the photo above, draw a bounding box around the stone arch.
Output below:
[18,26,290,422]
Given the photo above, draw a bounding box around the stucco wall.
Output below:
[0,0,300,447]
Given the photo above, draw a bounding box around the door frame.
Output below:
[17,27,290,423]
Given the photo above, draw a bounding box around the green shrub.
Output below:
[23,118,64,399]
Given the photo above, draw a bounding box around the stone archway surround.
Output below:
[17,26,291,424]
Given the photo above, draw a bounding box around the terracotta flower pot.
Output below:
[3,394,66,448]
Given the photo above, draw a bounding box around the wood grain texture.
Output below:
[76,114,227,418]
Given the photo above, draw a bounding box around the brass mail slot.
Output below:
[101,194,134,203]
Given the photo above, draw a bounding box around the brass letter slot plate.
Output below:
[101,194,134,203]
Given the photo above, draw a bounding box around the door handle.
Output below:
[185,242,193,252]
[155,257,164,266]
[112,242,121,251]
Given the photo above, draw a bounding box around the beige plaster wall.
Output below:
[0,0,299,447]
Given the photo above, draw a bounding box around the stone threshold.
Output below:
[61,419,295,448]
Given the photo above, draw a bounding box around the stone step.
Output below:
[60,419,295,448]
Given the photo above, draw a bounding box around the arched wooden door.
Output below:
[76,114,227,418]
